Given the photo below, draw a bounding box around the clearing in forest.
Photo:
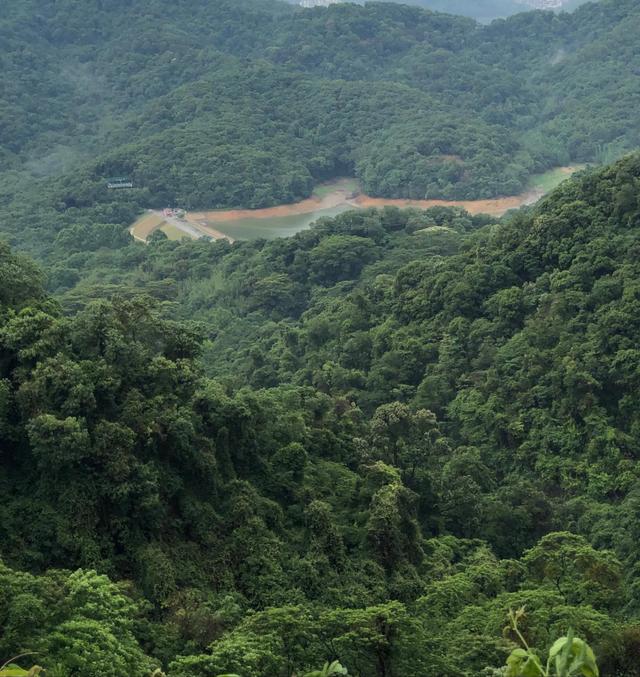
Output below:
[130,212,167,242]
[130,210,234,243]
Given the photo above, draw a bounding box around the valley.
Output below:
[131,167,583,242]
[3,1,640,675]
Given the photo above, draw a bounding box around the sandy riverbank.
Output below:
[188,169,581,227]
[188,178,356,224]
[349,188,544,216]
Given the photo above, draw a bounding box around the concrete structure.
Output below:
[299,0,343,7]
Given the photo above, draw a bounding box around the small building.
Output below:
[107,177,133,189]
[299,0,343,7]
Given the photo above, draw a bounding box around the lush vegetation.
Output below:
[4,0,640,674]
[1,0,639,302]
[382,0,591,22]
[2,0,640,229]
[4,147,640,673]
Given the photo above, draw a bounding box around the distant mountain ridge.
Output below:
[290,0,592,20]
[518,0,579,8]
[298,0,341,6]
[385,0,592,20]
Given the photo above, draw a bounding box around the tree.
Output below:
[364,463,423,570]
[522,533,622,610]
[369,403,448,482]
[309,236,377,286]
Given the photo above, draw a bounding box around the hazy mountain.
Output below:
[288,0,593,22]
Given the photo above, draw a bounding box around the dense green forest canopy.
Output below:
[381,0,530,21]
[282,0,528,22]
[4,0,640,674]
[300,0,593,23]
[4,147,640,673]
[1,0,639,229]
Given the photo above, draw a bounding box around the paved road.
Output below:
[160,212,206,239]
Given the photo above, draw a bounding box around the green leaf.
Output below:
[303,662,348,677]
[521,655,544,677]
[506,649,527,677]
[328,662,348,677]
[549,632,599,677]
[506,649,544,677]
[0,668,30,677]
[549,637,569,660]
[570,641,599,677]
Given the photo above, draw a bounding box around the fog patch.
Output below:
[25,145,85,178]
[59,61,108,100]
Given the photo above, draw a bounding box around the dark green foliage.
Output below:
[2,155,640,674]
[2,0,640,265]
[3,1,640,674]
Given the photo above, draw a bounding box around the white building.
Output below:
[299,0,343,7]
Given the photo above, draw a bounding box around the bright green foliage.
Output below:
[169,630,282,677]
[0,657,44,677]
[0,565,153,677]
[549,634,599,677]
[304,661,348,677]
[522,533,621,609]
[503,608,599,677]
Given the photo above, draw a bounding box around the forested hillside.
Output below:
[283,0,531,22]
[386,0,527,20]
[1,0,639,229]
[3,148,640,674]
[4,0,640,675]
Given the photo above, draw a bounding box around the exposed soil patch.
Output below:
[130,211,167,241]
[350,188,544,215]
[131,168,583,242]
[190,169,579,228]
[130,210,234,243]
[189,178,356,224]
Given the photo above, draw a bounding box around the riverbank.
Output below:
[130,168,584,242]
[187,178,359,224]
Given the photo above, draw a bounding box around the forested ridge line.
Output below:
[2,153,640,675]
[282,0,592,22]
